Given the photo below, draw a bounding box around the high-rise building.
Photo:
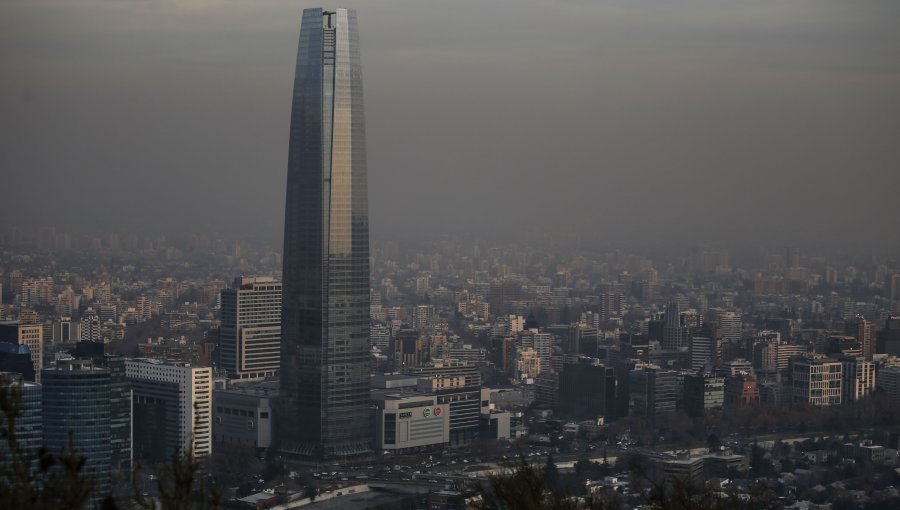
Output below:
[629,364,677,424]
[0,321,43,383]
[41,360,112,507]
[790,356,842,406]
[126,360,212,461]
[844,316,877,361]
[718,311,742,345]
[689,323,720,372]
[278,7,372,460]
[662,301,687,350]
[53,316,73,344]
[80,307,101,342]
[74,349,134,476]
[838,355,875,403]
[557,357,617,420]
[0,372,41,469]
[413,304,435,331]
[889,273,900,315]
[220,277,282,380]
[521,329,552,372]
[881,317,900,356]
[683,372,725,418]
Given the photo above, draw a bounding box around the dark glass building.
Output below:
[0,372,41,472]
[42,359,111,507]
[557,357,617,421]
[279,7,372,460]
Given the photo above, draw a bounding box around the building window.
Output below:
[384,414,396,445]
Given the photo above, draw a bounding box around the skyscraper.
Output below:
[220,276,282,380]
[126,360,212,461]
[42,360,112,507]
[279,7,372,460]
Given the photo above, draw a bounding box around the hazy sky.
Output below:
[2,0,899,250]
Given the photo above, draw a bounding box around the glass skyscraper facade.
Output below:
[279,7,372,460]
[41,360,112,507]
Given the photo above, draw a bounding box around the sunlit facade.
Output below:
[279,7,372,460]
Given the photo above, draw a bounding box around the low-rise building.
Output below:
[374,391,450,453]
[213,381,276,449]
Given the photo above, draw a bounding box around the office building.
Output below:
[279,7,372,460]
[41,360,112,507]
[213,381,277,449]
[0,321,43,383]
[683,372,725,418]
[373,392,449,453]
[126,360,212,461]
[880,317,900,356]
[890,274,900,315]
[718,311,742,345]
[220,276,282,380]
[790,356,842,406]
[844,316,876,361]
[557,357,617,420]
[629,364,677,423]
[839,355,875,403]
[0,372,41,468]
[877,363,900,402]
[689,323,719,372]
[521,329,552,371]
[73,349,133,476]
[408,362,482,445]
[0,343,36,381]
[662,301,687,350]
[53,316,73,344]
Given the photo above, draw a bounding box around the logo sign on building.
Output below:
[420,406,443,418]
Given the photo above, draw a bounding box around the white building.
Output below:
[374,392,450,452]
[126,360,212,460]
[219,277,281,380]
[718,311,742,345]
[80,307,101,342]
[791,356,842,406]
[0,321,43,383]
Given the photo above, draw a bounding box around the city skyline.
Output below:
[2,1,899,250]
[3,2,900,507]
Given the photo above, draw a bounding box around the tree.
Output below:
[476,451,779,510]
[1,374,98,509]
[544,454,560,489]
[1,374,219,509]
[475,455,618,510]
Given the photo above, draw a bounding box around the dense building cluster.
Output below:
[3,230,900,507]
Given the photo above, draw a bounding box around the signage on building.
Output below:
[396,405,443,420]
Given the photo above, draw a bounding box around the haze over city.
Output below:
[2,0,899,251]
[5,2,900,510]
